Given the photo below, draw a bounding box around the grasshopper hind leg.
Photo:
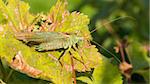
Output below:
[35,42,55,51]
[72,44,88,70]
[58,48,68,60]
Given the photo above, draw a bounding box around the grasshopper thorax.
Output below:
[64,34,83,49]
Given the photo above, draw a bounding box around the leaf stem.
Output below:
[0,59,5,80]
[120,44,125,62]
[69,51,76,84]
[5,69,13,82]
[117,41,125,62]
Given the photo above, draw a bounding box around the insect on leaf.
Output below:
[0,0,122,83]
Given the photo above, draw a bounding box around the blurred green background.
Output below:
[0,0,149,84]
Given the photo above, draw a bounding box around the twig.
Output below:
[5,69,13,82]
[69,51,76,84]
[117,41,125,62]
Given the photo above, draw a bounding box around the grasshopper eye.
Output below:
[48,22,52,25]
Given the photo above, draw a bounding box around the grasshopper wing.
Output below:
[35,38,68,51]
[15,32,67,43]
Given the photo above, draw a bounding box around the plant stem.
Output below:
[5,69,13,82]
[69,51,76,84]
[0,59,5,80]
[117,41,125,62]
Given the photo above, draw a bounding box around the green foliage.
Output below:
[80,5,98,19]
[0,59,50,84]
[24,0,56,14]
[126,41,150,83]
[92,58,122,84]
[73,0,149,83]
[77,58,123,84]
[0,11,7,24]
[0,0,148,83]
[70,0,149,83]
[0,0,121,84]
[127,41,150,71]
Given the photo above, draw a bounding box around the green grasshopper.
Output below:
[15,31,83,52]
[15,14,83,52]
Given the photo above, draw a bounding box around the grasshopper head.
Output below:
[69,34,83,45]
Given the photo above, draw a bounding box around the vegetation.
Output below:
[0,0,149,84]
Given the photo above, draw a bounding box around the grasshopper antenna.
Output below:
[92,40,121,63]
[90,16,136,34]
[89,16,135,63]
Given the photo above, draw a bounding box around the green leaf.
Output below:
[0,32,73,83]
[0,0,34,32]
[0,0,103,83]
[0,11,7,24]
[133,69,150,83]
[80,5,98,18]
[77,76,93,84]
[92,58,122,84]
[24,0,56,14]
[126,41,149,83]
[0,60,50,84]
[126,41,150,71]
[67,0,82,11]
[48,0,68,23]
